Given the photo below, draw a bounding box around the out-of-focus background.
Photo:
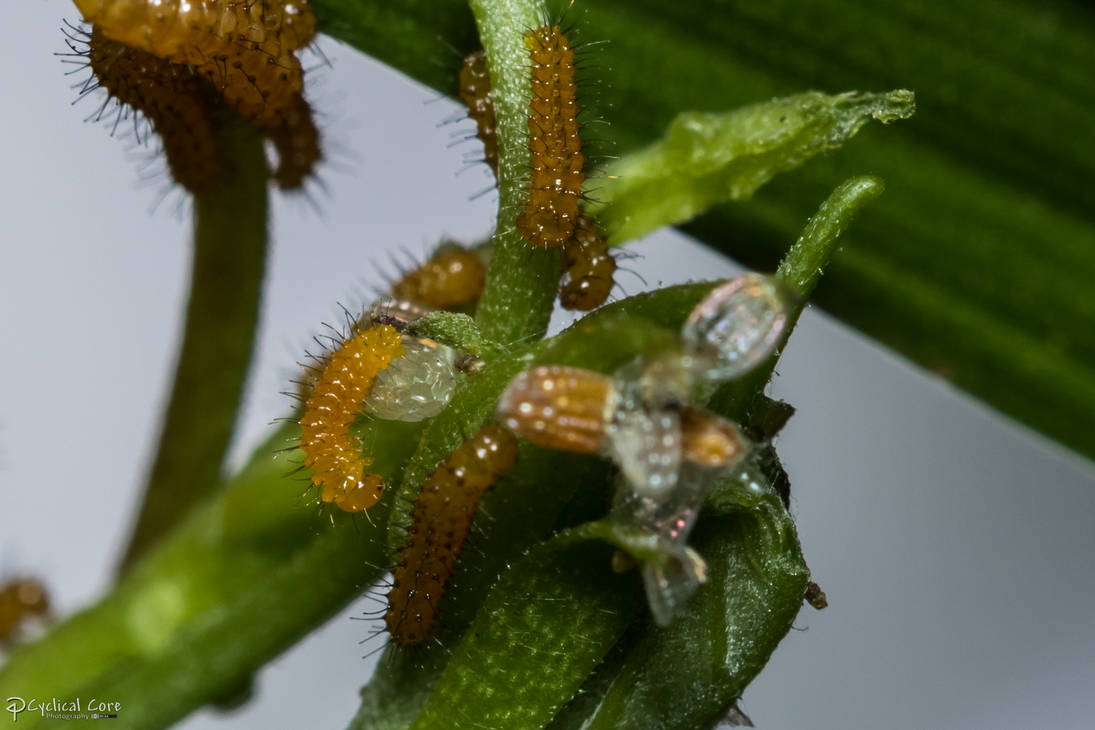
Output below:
[2,2,1094,728]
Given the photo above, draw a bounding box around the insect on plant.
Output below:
[0,0,920,728]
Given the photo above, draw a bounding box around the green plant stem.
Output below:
[118,117,269,573]
[468,0,564,344]
[0,416,424,729]
[710,175,884,419]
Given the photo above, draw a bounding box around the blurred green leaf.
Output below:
[590,90,912,243]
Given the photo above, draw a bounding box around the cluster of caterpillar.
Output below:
[67,0,321,190]
[73,0,314,126]
[385,425,518,645]
[455,37,617,311]
[297,323,406,513]
[0,578,50,648]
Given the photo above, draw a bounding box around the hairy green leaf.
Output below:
[581,498,809,730]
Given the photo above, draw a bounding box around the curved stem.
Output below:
[469,0,564,344]
[118,117,270,573]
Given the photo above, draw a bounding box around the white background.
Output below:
[2,3,1094,729]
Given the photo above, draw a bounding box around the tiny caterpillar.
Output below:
[74,0,316,128]
[496,365,619,453]
[298,324,405,513]
[390,247,487,310]
[458,50,498,175]
[385,425,518,645]
[0,578,50,647]
[515,25,584,248]
[560,217,616,311]
[679,408,747,469]
[85,26,222,192]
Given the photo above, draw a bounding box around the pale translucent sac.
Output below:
[362,336,457,421]
[641,546,709,626]
[610,416,752,625]
[610,465,708,626]
[682,273,789,380]
[606,408,682,497]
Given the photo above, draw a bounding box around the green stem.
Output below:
[118,117,269,573]
[0,414,427,729]
[708,175,884,421]
[469,0,564,344]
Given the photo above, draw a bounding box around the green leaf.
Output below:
[311,0,1095,458]
[589,90,912,244]
[409,533,641,730]
[0,418,421,729]
[581,498,809,730]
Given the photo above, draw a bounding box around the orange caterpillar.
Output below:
[85,26,221,192]
[74,0,316,128]
[516,25,583,248]
[561,217,616,311]
[391,246,487,310]
[458,50,498,175]
[385,425,518,645]
[298,324,405,513]
[0,579,50,647]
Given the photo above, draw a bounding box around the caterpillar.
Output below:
[515,25,584,248]
[267,94,322,190]
[679,408,747,470]
[390,246,487,310]
[560,217,616,311]
[74,1,316,128]
[298,324,405,513]
[84,26,222,192]
[385,424,519,645]
[458,50,498,175]
[496,365,619,453]
[0,578,50,647]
